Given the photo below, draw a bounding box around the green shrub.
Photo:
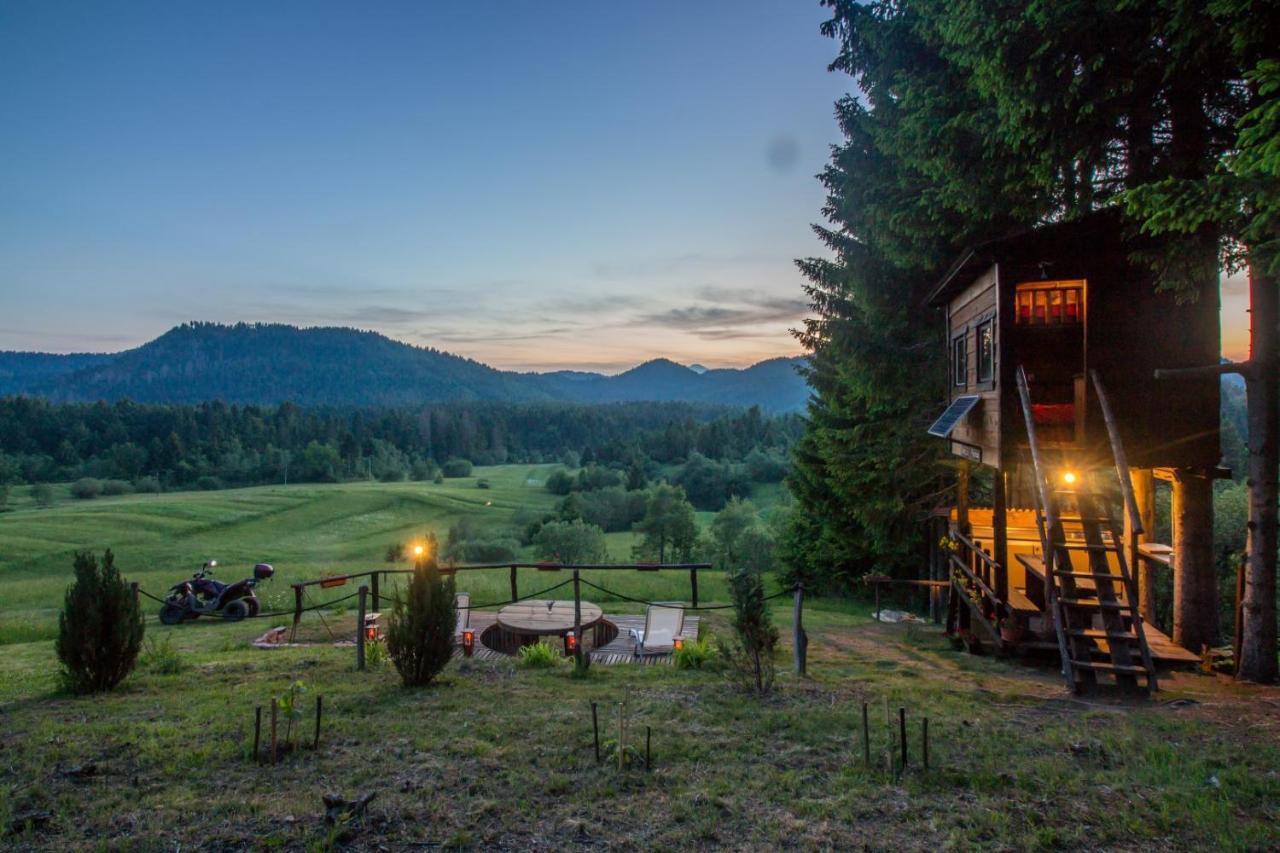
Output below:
[141,634,187,674]
[195,475,223,491]
[673,637,716,670]
[365,638,389,669]
[517,641,562,668]
[133,476,162,493]
[385,540,457,687]
[476,479,491,489]
[30,482,54,507]
[56,549,145,694]
[721,568,778,694]
[441,458,473,478]
[70,478,102,500]
[384,542,406,563]
[101,479,133,496]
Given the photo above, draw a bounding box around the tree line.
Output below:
[0,397,800,495]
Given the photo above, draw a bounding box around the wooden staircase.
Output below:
[1015,366,1158,695]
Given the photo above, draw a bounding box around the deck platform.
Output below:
[456,609,700,666]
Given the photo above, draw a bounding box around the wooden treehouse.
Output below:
[925,211,1222,694]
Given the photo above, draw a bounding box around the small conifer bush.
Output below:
[56,549,145,694]
[721,567,778,694]
[386,536,456,687]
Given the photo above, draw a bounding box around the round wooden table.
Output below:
[496,599,602,637]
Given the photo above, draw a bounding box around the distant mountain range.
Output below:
[0,323,810,412]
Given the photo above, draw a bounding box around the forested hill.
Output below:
[1,323,808,412]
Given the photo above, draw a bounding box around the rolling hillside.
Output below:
[1,322,809,411]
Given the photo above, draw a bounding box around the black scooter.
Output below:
[159,560,273,625]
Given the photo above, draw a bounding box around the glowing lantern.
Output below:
[462,629,475,657]
[565,632,578,656]
[1062,470,1078,486]
[413,544,425,557]
[673,638,684,652]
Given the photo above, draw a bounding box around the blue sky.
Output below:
[0,1,851,371]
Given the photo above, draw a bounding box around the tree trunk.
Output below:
[1238,265,1279,683]
[1127,468,1157,624]
[1172,471,1216,652]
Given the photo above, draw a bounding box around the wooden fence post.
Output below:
[793,583,807,676]
[690,568,699,609]
[130,582,140,612]
[356,585,368,671]
[509,565,518,603]
[371,571,380,612]
[291,584,303,640]
[573,569,585,671]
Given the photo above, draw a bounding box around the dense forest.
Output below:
[0,397,800,494]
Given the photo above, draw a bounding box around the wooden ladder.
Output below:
[1015,366,1158,695]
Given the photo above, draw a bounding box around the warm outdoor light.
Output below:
[673,638,684,651]
[413,543,425,557]
[566,632,578,655]
[1062,470,1078,486]
[365,624,378,641]
[462,629,475,657]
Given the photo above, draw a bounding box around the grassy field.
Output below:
[2,468,1278,849]
[1,603,1278,849]
[0,465,751,645]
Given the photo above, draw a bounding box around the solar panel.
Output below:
[927,395,981,438]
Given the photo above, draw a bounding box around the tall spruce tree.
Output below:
[795,0,1278,679]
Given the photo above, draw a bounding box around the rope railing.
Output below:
[135,584,361,621]
[576,577,793,611]
[378,577,574,611]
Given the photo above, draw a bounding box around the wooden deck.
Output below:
[456,610,700,665]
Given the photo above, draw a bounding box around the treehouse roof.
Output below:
[927,210,1125,308]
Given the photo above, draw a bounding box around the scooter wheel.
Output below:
[246,597,260,617]
[159,603,186,626]
[223,599,250,622]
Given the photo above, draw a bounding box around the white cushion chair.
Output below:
[455,592,471,636]
[629,602,686,656]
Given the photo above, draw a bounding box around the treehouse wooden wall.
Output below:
[946,266,1001,466]
[991,217,1220,471]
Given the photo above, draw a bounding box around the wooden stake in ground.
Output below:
[862,702,870,766]
[253,706,262,764]
[898,707,907,769]
[646,725,652,771]
[590,702,600,763]
[922,717,929,770]
[313,695,323,750]
[270,701,278,766]
[617,702,625,771]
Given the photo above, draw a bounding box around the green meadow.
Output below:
[0,464,744,645]
[1,466,1277,849]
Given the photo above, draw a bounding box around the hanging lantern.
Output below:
[673,637,684,652]
[462,629,475,657]
[565,632,578,656]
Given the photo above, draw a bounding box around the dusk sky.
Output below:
[0,2,1250,370]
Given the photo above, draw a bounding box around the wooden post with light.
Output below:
[356,585,368,671]
[572,568,585,671]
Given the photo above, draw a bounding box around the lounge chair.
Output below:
[629,602,685,656]
[455,592,471,637]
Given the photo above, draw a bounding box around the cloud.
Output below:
[631,297,808,330]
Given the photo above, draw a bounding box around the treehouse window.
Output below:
[976,320,995,383]
[1015,280,1083,326]
[952,334,967,387]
